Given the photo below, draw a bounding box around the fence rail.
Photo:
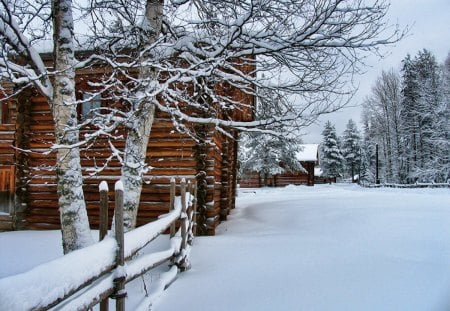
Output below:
[0,178,197,311]
[360,182,450,189]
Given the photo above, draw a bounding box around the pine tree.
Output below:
[239,89,303,185]
[400,53,421,181]
[359,111,378,183]
[341,119,361,182]
[437,53,450,182]
[401,49,448,182]
[320,121,344,178]
[239,133,303,186]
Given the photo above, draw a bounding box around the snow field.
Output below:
[0,184,449,310]
[155,184,450,311]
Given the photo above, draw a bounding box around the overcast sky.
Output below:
[303,0,450,143]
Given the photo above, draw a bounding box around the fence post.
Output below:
[186,180,194,245]
[169,178,176,238]
[99,181,109,311]
[113,181,126,311]
[192,179,198,237]
[99,181,109,241]
[178,179,191,271]
[180,180,187,248]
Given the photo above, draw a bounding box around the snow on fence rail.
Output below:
[0,178,197,311]
[360,182,450,189]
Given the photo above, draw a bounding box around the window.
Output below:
[0,166,14,214]
[0,102,11,124]
[80,93,101,120]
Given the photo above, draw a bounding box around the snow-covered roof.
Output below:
[314,167,323,177]
[296,144,319,162]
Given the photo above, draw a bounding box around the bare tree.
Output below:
[363,69,403,183]
[1,0,405,246]
[82,0,404,229]
[1,0,94,253]
[362,51,449,184]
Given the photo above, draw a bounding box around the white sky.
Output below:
[303,0,450,143]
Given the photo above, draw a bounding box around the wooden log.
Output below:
[169,178,176,238]
[178,179,190,271]
[180,179,187,247]
[113,181,126,310]
[99,181,109,240]
[98,180,109,311]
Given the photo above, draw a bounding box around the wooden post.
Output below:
[186,180,194,245]
[376,143,380,184]
[113,181,126,311]
[99,181,109,241]
[99,181,109,311]
[169,178,176,238]
[192,180,198,237]
[180,178,187,250]
[186,180,192,236]
[178,179,191,271]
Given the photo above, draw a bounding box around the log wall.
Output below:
[17,92,227,231]
[0,57,255,234]
[0,91,245,234]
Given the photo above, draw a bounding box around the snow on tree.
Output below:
[0,0,94,253]
[400,50,448,182]
[359,109,383,184]
[438,53,450,182]
[117,0,164,231]
[239,89,303,185]
[362,69,403,183]
[341,119,361,181]
[239,133,303,186]
[83,0,405,230]
[320,121,343,178]
[361,49,449,184]
[83,0,406,210]
[1,0,406,246]
[52,0,94,253]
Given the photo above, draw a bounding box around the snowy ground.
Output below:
[1,184,450,310]
[155,184,450,311]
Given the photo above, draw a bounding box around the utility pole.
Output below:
[375,144,380,184]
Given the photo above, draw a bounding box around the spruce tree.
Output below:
[239,133,303,185]
[341,119,361,182]
[239,89,303,185]
[400,53,420,181]
[401,49,448,182]
[320,121,344,178]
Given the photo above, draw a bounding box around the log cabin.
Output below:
[0,56,255,235]
[239,144,320,188]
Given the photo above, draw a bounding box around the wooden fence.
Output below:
[360,182,450,189]
[0,178,197,311]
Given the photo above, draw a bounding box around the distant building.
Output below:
[240,144,320,187]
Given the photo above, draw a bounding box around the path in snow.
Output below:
[155,184,450,311]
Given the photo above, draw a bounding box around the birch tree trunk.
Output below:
[52,0,93,253]
[121,0,163,230]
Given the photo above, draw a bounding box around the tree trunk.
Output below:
[121,0,164,231]
[52,0,93,253]
[121,104,155,230]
